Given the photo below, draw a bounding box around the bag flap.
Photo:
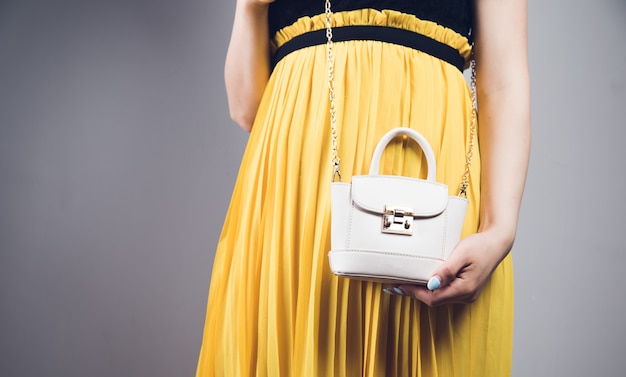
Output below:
[351,175,449,216]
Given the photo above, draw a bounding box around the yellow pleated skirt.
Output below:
[197,9,513,377]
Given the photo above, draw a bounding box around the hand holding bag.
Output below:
[323,0,477,284]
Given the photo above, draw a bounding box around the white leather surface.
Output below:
[328,249,444,284]
[351,175,448,216]
[329,127,469,284]
[331,183,467,254]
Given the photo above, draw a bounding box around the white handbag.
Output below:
[323,0,477,284]
[328,128,469,284]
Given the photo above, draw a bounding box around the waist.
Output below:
[272,25,466,71]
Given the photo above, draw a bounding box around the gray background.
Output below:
[0,0,624,376]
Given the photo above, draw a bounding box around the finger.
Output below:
[426,246,469,291]
[394,284,450,306]
[396,284,430,301]
[382,286,405,296]
[395,245,473,306]
[399,280,471,306]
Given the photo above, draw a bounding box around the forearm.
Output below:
[224,1,271,131]
[474,0,531,253]
[476,73,530,248]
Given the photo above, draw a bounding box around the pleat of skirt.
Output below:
[197,9,514,377]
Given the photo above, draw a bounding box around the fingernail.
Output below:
[382,288,396,295]
[427,276,441,291]
[392,287,405,295]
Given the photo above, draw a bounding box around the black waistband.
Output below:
[272,25,466,71]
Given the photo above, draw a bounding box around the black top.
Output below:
[268,0,474,42]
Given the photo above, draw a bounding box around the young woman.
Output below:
[197,0,530,375]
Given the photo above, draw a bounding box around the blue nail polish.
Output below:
[383,288,396,295]
[392,287,405,295]
[427,276,441,291]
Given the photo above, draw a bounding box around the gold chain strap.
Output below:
[325,1,477,197]
[458,59,477,197]
[325,0,341,182]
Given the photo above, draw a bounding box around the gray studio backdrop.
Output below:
[0,1,624,376]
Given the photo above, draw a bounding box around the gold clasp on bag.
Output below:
[382,206,414,235]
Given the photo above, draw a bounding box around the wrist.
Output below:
[239,0,271,13]
[476,223,518,257]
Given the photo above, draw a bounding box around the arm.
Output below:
[224,0,274,131]
[400,0,531,305]
[474,0,530,248]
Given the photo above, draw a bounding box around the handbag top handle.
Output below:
[368,128,437,181]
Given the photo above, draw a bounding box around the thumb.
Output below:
[426,250,467,291]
